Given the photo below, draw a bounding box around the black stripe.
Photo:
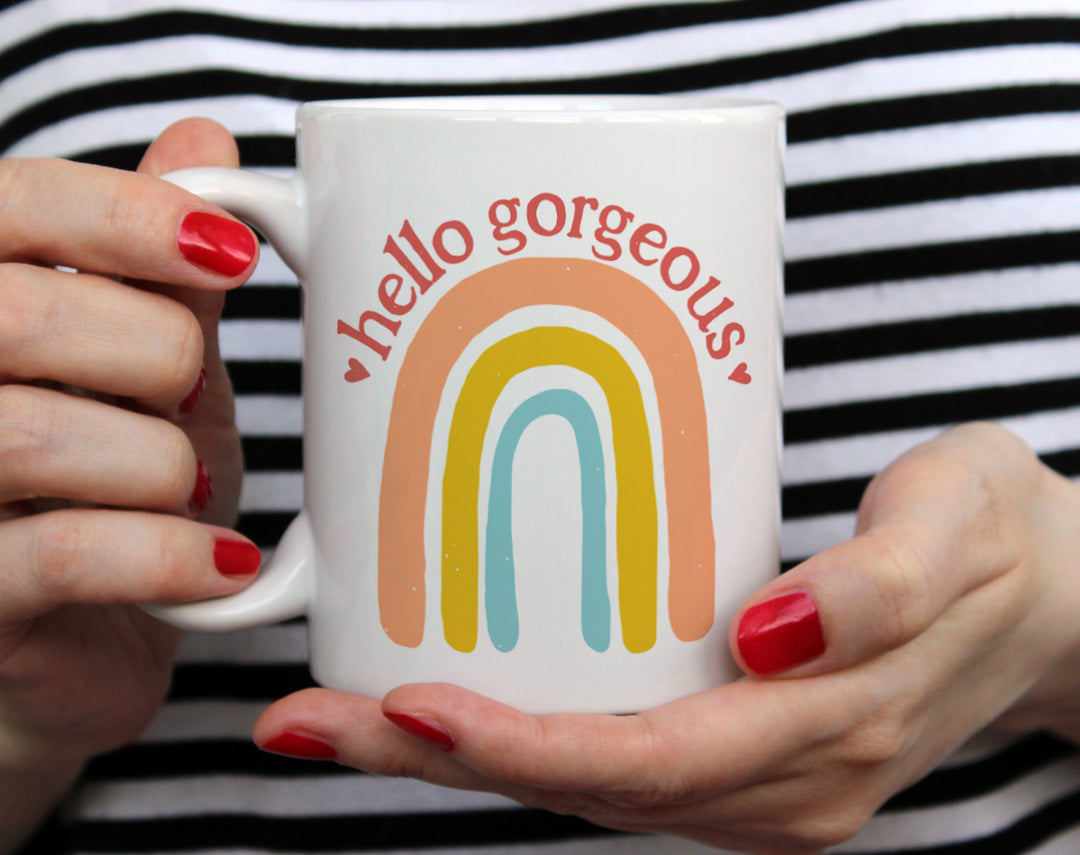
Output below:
[70,83,1080,177]
[8,19,1080,155]
[783,476,868,519]
[74,134,298,172]
[785,377,1080,444]
[786,306,1080,369]
[784,442,1080,520]
[84,740,345,780]
[789,83,1080,144]
[788,155,1080,219]
[884,733,1077,811]
[848,786,1080,855]
[786,231,1080,293]
[224,284,300,321]
[41,808,618,852]
[169,663,316,701]
[243,436,301,471]
[228,361,300,395]
[237,511,295,547]
[0,0,843,67]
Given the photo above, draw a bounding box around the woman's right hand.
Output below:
[0,118,261,851]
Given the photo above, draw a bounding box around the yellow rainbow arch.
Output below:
[442,326,658,654]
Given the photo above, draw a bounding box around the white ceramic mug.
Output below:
[153,96,785,714]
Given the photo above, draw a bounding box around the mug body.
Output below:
[297,96,784,713]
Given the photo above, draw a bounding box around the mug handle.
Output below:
[144,167,312,632]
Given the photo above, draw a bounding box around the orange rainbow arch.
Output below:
[378,257,714,649]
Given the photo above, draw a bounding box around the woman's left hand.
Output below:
[253,423,1080,854]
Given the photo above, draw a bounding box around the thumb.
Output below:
[135,117,252,321]
[730,423,1040,677]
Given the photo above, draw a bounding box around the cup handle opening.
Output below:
[143,166,312,632]
[145,513,314,632]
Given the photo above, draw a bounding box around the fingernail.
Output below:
[178,212,256,277]
[179,365,206,414]
[736,591,825,676]
[189,460,213,515]
[385,711,454,752]
[213,538,261,577]
[260,732,337,761]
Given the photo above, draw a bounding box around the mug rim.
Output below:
[298,95,783,121]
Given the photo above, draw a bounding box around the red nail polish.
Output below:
[178,212,256,277]
[385,712,454,752]
[179,365,207,414]
[213,538,261,577]
[260,732,337,761]
[737,591,825,675]
[189,460,213,514]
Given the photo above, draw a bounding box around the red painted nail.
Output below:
[179,365,207,414]
[736,591,825,675]
[260,732,337,761]
[189,460,213,515]
[213,538,261,577]
[178,212,256,277]
[385,712,454,752]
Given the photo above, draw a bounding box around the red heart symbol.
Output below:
[728,362,751,385]
[344,359,370,383]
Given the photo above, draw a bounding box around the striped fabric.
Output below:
[4,0,1080,852]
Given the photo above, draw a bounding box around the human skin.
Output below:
[0,119,258,853]
[4,124,1080,855]
[254,422,1080,854]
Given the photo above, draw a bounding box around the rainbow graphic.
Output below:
[378,257,715,653]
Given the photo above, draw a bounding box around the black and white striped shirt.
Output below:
[4,1,1080,852]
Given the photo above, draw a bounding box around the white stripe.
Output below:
[787,112,1080,186]
[138,701,267,742]
[67,774,518,820]
[783,405,1080,488]
[782,511,857,560]
[784,265,1080,336]
[786,186,1080,261]
[718,42,1080,115]
[7,8,1078,117]
[784,336,1080,411]
[235,395,302,436]
[239,471,302,512]
[174,622,308,665]
[3,96,299,158]
[220,320,302,361]
[0,0,754,48]
[836,755,1080,851]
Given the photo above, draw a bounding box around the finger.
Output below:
[0,384,209,513]
[0,265,204,412]
[258,679,840,805]
[0,156,257,285]
[253,688,498,793]
[0,509,260,623]
[731,422,1041,677]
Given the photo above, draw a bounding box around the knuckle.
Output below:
[786,809,867,852]
[156,300,205,399]
[843,710,911,769]
[860,532,935,652]
[155,421,197,505]
[601,773,697,810]
[0,160,35,255]
[145,521,197,600]
[0,385,56,479]
[0,266,54,366]
[32,510,91,599]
